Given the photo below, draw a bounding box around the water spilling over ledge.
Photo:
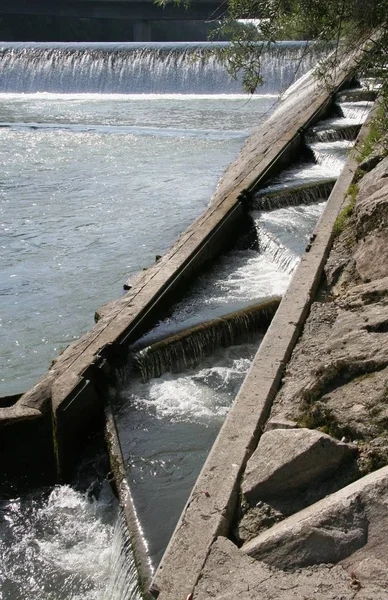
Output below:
[0,41,320,94]
[255,227,299,274]
[131,298,281,381]
[0,37,377,600]
[251,179,336,211]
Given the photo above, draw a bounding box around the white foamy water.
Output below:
[127,348,255,422]
[1,35,308,398]
[137,250,290,348]
[0,484,139,600]
[1,39,375,598]
[308,139,353,172]
[254,201,326,255]
[114,343,257,566]
[339,100,374,122]
[0,41,319,95]
[112,93,373,571]
[0,94,272,397]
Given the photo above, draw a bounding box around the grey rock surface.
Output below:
[194,536,361,600]
[337,277,388,309]
[357,154,388,198]
[355,230,388,282]
[241,428,355,504]
[242,467,388,580]
[235,502,284,544]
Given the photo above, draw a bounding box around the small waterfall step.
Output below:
[0,41,319,95]
[252,202,326,260]
[357,77,382,90]
[305,119,361,143]
[253,158,341,199]
[131,298,281,381]
[255,226,299,274]
[104,508,143,600]
[336,88,377,103]
[337,100,374,122]
[251,178,336,211]
[308,140,353,171]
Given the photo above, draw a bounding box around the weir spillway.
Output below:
[0,40,377,599]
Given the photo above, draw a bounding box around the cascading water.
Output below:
[0,484,141,600]
[110,81,375,576]
[339,100,374,121]
[113,342,259,566]
[0,41,318,399]
[105,510,142,600]
[255,226,299,274]
[132,299,280,381]
[0,37,376,598]
[251,179,335,211]
[305,123,361,143]
[0,41,319,94]
[307,139,353,171]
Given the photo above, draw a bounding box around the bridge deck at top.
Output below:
[0,0,227,21]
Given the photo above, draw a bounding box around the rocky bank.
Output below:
[189,135,388,598]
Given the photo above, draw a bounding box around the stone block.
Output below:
[242,428,355,504]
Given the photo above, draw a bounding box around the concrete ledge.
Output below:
[0,54,358,481]
[105,403,153,596]
[150,98,376,600]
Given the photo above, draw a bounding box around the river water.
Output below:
[0,41,319,398]
[0,40,363,599]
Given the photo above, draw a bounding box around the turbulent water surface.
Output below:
[1,40,367,599]
[0,41,318,398]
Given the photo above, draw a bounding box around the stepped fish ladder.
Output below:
[305,123,361,143]
[110,84,375,581]
[251,179,336,211]
[0,39,376,599]
[254,227,299,274]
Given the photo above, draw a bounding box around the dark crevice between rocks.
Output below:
[231,455,362,547]
[364,319,388,333]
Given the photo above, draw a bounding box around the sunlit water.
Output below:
[0,40,369,599]
[114,342,258,566]
[0,484,117,599]
[113,105,365,569]
[0,93,280,397]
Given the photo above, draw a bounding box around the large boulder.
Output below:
[241,428,355,504]
[242,467,388,582]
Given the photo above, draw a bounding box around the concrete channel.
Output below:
[0,45,370,592]
[148,91,378,600]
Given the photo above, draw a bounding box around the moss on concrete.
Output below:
[333,183,358,237]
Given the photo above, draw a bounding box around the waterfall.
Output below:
[307,141,351,172]
[105,510,142,600]
[256,226,299,274]
[132,298,280,381]
[305,123,361,143]
[251,179,335,211]
[0,41,319,94]
[338,101,374,122]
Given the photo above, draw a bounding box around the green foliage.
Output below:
[164,0,388,102]
[361,446,388,474]
[356,105,388,163]
[297,402,353,439]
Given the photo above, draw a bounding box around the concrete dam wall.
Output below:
[1,40,380,599]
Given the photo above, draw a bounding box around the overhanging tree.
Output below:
[159,0,387,138]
